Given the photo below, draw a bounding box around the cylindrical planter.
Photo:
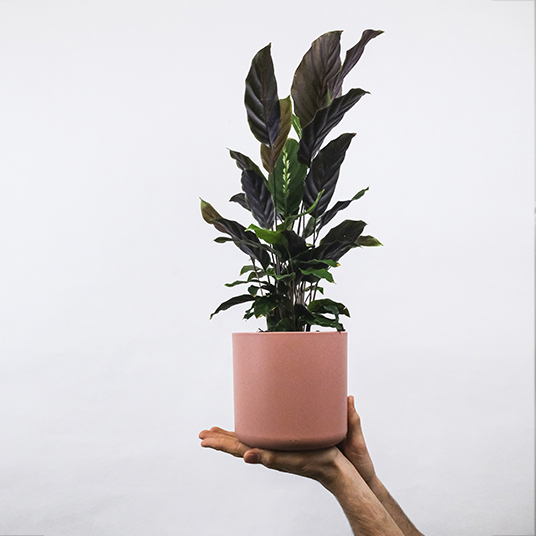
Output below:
[232,331,347,451]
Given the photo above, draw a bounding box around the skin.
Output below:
[199,395,424,536]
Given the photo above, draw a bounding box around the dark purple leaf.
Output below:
[261,96,293,172]
[212,217,271,269]
[229,150,266,178]
[329,30,383,99]
[245,44,280,147]
[319,187,368,229]
[241,169,275,229]
[229,193,249,210]
[282,230,308,258]
[312,219,367,261]
[291,31,342,129]
[303,133,355,217]
[298,88,368,165]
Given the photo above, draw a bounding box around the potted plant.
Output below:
[201,29,383,450]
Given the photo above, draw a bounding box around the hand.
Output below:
[198,426,347,488]
[199,395,377,487]
[338,395,378,486]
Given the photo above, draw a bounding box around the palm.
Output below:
[199,427,342,483]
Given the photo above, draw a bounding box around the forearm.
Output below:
[367,476,425,536]
[322,457,405,536]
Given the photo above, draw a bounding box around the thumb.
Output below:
[347,395,364,437]
[243,449,263,464]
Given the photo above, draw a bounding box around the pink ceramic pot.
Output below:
[232,331,347,451]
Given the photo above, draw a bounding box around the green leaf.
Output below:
[248,285,260,296]
[357,235,383,247]
[268,138,308,219]
[303,285,324,295]
[224,280,249,287]
[319,187,369,229]
[254,295,280,317]
[270,317,294,332]
[266,267,296,281]
[248,224,289,247]
[298,258,338,268]
[210,295,256,319]
[261,96,293,173]
[247,270,263,281]
[200,199,228,234]
[291,31,342,129]
[298,88,369,166]
[328,30,384,99]
[303,216,316,238]
[302,190,324,217]
[304,313,344,331]
[240,264,256,275]
[303,133,356,217]
[299,267,334,283]
[277,189,323,232]
[243,305,255,320]
[291,114,302,138]
[245,44,280,147]
[308,298,350,317]
[214,236,233,244]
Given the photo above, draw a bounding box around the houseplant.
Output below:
[201,29,383,450]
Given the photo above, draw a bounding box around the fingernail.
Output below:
[244,451,259,464]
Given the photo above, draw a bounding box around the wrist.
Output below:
[367,474,387,498]
[320,451,366,496]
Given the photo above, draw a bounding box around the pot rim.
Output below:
[232,331,347,335]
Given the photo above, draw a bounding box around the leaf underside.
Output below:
[245,44,281,147]
[328,29,384,99]
[241,169,275,229]
[213,217,271,269]
[291,31,342,129]
[229,150,266,178]
[298,88,368,166]
[303,132,355,217]
[229,192,249,210]
[312,219,367,262]
[261,96,293,172]
[319,187,368,229]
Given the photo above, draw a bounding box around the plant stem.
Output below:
[251,258,265,297]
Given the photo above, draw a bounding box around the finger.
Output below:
[198,427,237,440]
[243,448,294,472]
[200,433,249,458]
[209,426,237,438]
[347,395,364,437]
[243,447,338,483]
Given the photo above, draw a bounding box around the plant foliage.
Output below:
[201,29,383,332]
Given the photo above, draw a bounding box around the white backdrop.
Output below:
[0,1,533,535]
